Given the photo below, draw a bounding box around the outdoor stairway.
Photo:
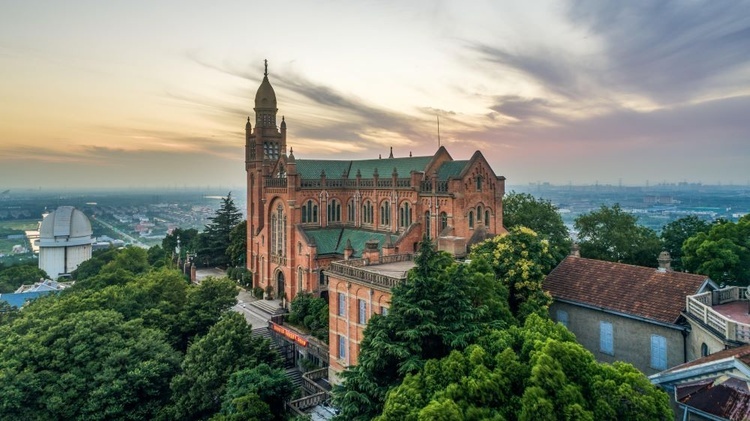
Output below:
[286,367,304,389]
[249,298,285,315]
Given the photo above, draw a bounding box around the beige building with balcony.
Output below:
[684,286,750,358]
[544,253,717,376]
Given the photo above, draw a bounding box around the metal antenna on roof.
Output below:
[437,114,441,147]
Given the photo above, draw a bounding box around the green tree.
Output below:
[682,215,750,285]
[470,226,557,323]
[227,220,247,267]
[503,192,571,263]
[574,204,662,267]
[0,262,49,293]
[0,310,181,420]
[198,193,243,267]
[216,363,296,421]
[333,238,511,420]
[660,216,712,271]
[287,291,329,342]
[169,312,282,420]
[376,315,671,421]
[162,228,200,260]
[177,276,238,351]
[72,247,120,281]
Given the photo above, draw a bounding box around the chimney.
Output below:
[344,239,354,261]
[382,234,395,257]
[570,243,580,258]
[657,251,672,272]
[363,240,380,264]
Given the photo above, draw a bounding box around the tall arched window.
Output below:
[468,210,474,229]
[425,211,431,239]
[301,200,318,223]
[328,199,341,223]
[477,205,483,223]
[271,204,286,255]
[440,212,448,231]
[362,200,374,224]
[485,210,490,226]
[348,199,355,222]
[399,202,412,228]
[380,201,390,226]
[298,267,304,293]
[476,175,483,191]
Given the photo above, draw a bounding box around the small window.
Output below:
[557,310,568,328]
[358,299,367,324]
[338,335,346,359]
[476,176,482,191]
[485,210,490,226]
[701,342,709,357]
[600,322,614,355]
[381,306,389,316]
[651,335,667,370]
[468,211,474,229]
[440,212,448,230]
[338,293,346,317]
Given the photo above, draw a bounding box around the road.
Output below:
[91,217,148,248]
[233,287,272,329]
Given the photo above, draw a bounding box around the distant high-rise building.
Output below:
[38,206,93,279]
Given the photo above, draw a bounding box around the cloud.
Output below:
[565,0,750,103]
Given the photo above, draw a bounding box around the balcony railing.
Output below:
[327,254,413,289]
[265,178,287,187]
[686,287,750,343]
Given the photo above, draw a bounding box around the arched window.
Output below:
[298,267,304,293]
[425,211,431,239]
[380,201,390,226]
[476,175,483,191]
[485,210,490,226]
[399,202,412,228]
[701,343,709,357]
[302,200,318,223]
[468,210,474,229]
[328,199,341,223]
[270,204,286,255]
[348,199,355,222]
[362,200,373,224]
[440,212,448,231]
[477,205,483,223]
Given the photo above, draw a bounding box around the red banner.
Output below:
[271,322,308,347]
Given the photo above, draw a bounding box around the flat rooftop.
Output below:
[359,260,415,279]
[713,301,750,325]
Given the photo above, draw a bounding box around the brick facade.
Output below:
[244,65,506,307]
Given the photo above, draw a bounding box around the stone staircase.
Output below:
[286,367,304,389]
[249,298,285,315]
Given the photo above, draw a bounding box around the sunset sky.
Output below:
[1,1,749,189]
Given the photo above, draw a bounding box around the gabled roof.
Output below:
[302,228,390,257]
[295,156,433,180]
[435,160,469,180]
[663,345,750,375]
[676,375,750,420]
[544,256,710,325]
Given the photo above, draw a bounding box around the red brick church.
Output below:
[245,62,507,303]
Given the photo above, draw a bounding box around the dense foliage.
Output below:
[0,262,48,293]
[287,291,329,342]
[574,204,662,267]
[503,192,571,264]
[333,232,670,420]
[0,246,287,420]
[377,315,671,421]
[659,216,712,271]
[682,214,750,285]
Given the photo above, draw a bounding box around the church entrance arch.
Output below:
[277,271,285,299]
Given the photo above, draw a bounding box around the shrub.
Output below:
[253,286,264,299]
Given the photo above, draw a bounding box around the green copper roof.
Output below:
[303,228,390,257]
[436,160,469,180]
[295,156,432,180]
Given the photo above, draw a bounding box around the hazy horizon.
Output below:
[2,1,749,189]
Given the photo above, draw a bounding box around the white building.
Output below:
[38,206,93,279]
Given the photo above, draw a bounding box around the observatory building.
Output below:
[38,206,93,279]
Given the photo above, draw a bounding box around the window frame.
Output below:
[600,321,614,355]
[650,335,667,370]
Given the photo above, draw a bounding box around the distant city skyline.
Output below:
[1,1,749,189]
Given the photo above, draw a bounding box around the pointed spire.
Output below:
[389,147,394,159]
[264,59,268,77]
[280,115,286,129]
[409,151,412,157]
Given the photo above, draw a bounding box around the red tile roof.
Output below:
[544,256,709,325]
